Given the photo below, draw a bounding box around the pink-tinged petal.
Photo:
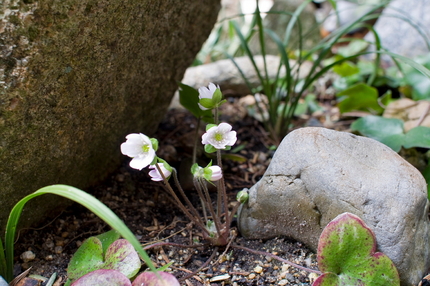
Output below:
[148,164,171,181]
[209,166,222,181]
[225,131,237,145]
[217,122,232,133]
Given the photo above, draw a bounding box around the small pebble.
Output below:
[308,272,319,283]
[54,246,63,254]
[254,265,263,274]
[20,251,35,262]
[278,279,288,285]
[248,273,256,279]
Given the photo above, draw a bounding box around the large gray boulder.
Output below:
[365,0,430,62]
[0,0,220,227]
[238,127,430,286]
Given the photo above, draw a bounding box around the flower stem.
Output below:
[156,164,209,235]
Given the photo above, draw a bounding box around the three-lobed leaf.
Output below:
[67,236,140,284]
[313,213,400,286]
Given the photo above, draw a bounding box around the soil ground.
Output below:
[14,94,423,286]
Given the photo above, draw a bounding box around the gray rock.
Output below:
[170,55,314,108]
[0,0,220,228]
[238,127,430,286]
[365,0,430,62]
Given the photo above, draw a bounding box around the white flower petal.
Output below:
[208,166,222,181]
[148,163,171,181]
[129,155,152,170]
[217,122,232,133]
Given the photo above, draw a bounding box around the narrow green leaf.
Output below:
[3,185,157,282]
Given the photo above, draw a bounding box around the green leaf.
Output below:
[67,237,140,283]
[336,83,383,114]
[204,144,217,154]
[333,61,360,77]
[403,126,430,149]
[423,164,430,199]
[212,88,223,105]
[205,124,217,131]
[67,237,104,280]
[178,82,200,116]
[315,213,400,285]
[96,230,121,256]
[71,269,132,286]
[150,138,159,152]
[2,185,157,282]
[199,98,215,109]
[350,116,405,152]
[178,83,213,121]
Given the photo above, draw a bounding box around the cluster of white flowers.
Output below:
[121,83,236,183]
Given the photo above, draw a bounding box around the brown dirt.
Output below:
[13,97,351,286]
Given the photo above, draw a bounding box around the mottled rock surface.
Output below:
[238,127,430,286]
[0,0,220,227]
[365,0,430,61]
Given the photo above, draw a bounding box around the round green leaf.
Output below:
[71,269,131,286]
[67,237,104,280]
[316,213,400,285]
[350,116,405,152]
[104,239,141,278]
[404,126,430,149]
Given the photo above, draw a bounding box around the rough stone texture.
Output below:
[365,0,430,62]
[0,0,220,227]
[250,0,321,55]
[238,127,430,286]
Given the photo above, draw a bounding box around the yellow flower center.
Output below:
[142,144,150,153]
[214,132,223,142]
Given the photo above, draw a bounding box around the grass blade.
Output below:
[4,185,156,282]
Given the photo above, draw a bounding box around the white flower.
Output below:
[208,166,222,181]
[120,133,156,170]
[198,82,219,110]
[202,123,237,149]
[148,163,172,181]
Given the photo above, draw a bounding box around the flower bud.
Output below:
[236,189,249,204]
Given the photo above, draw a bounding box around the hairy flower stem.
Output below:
[155,164,209,235]
[196,178,223,237]
[216,149,230,226]
[193,177,209,223]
